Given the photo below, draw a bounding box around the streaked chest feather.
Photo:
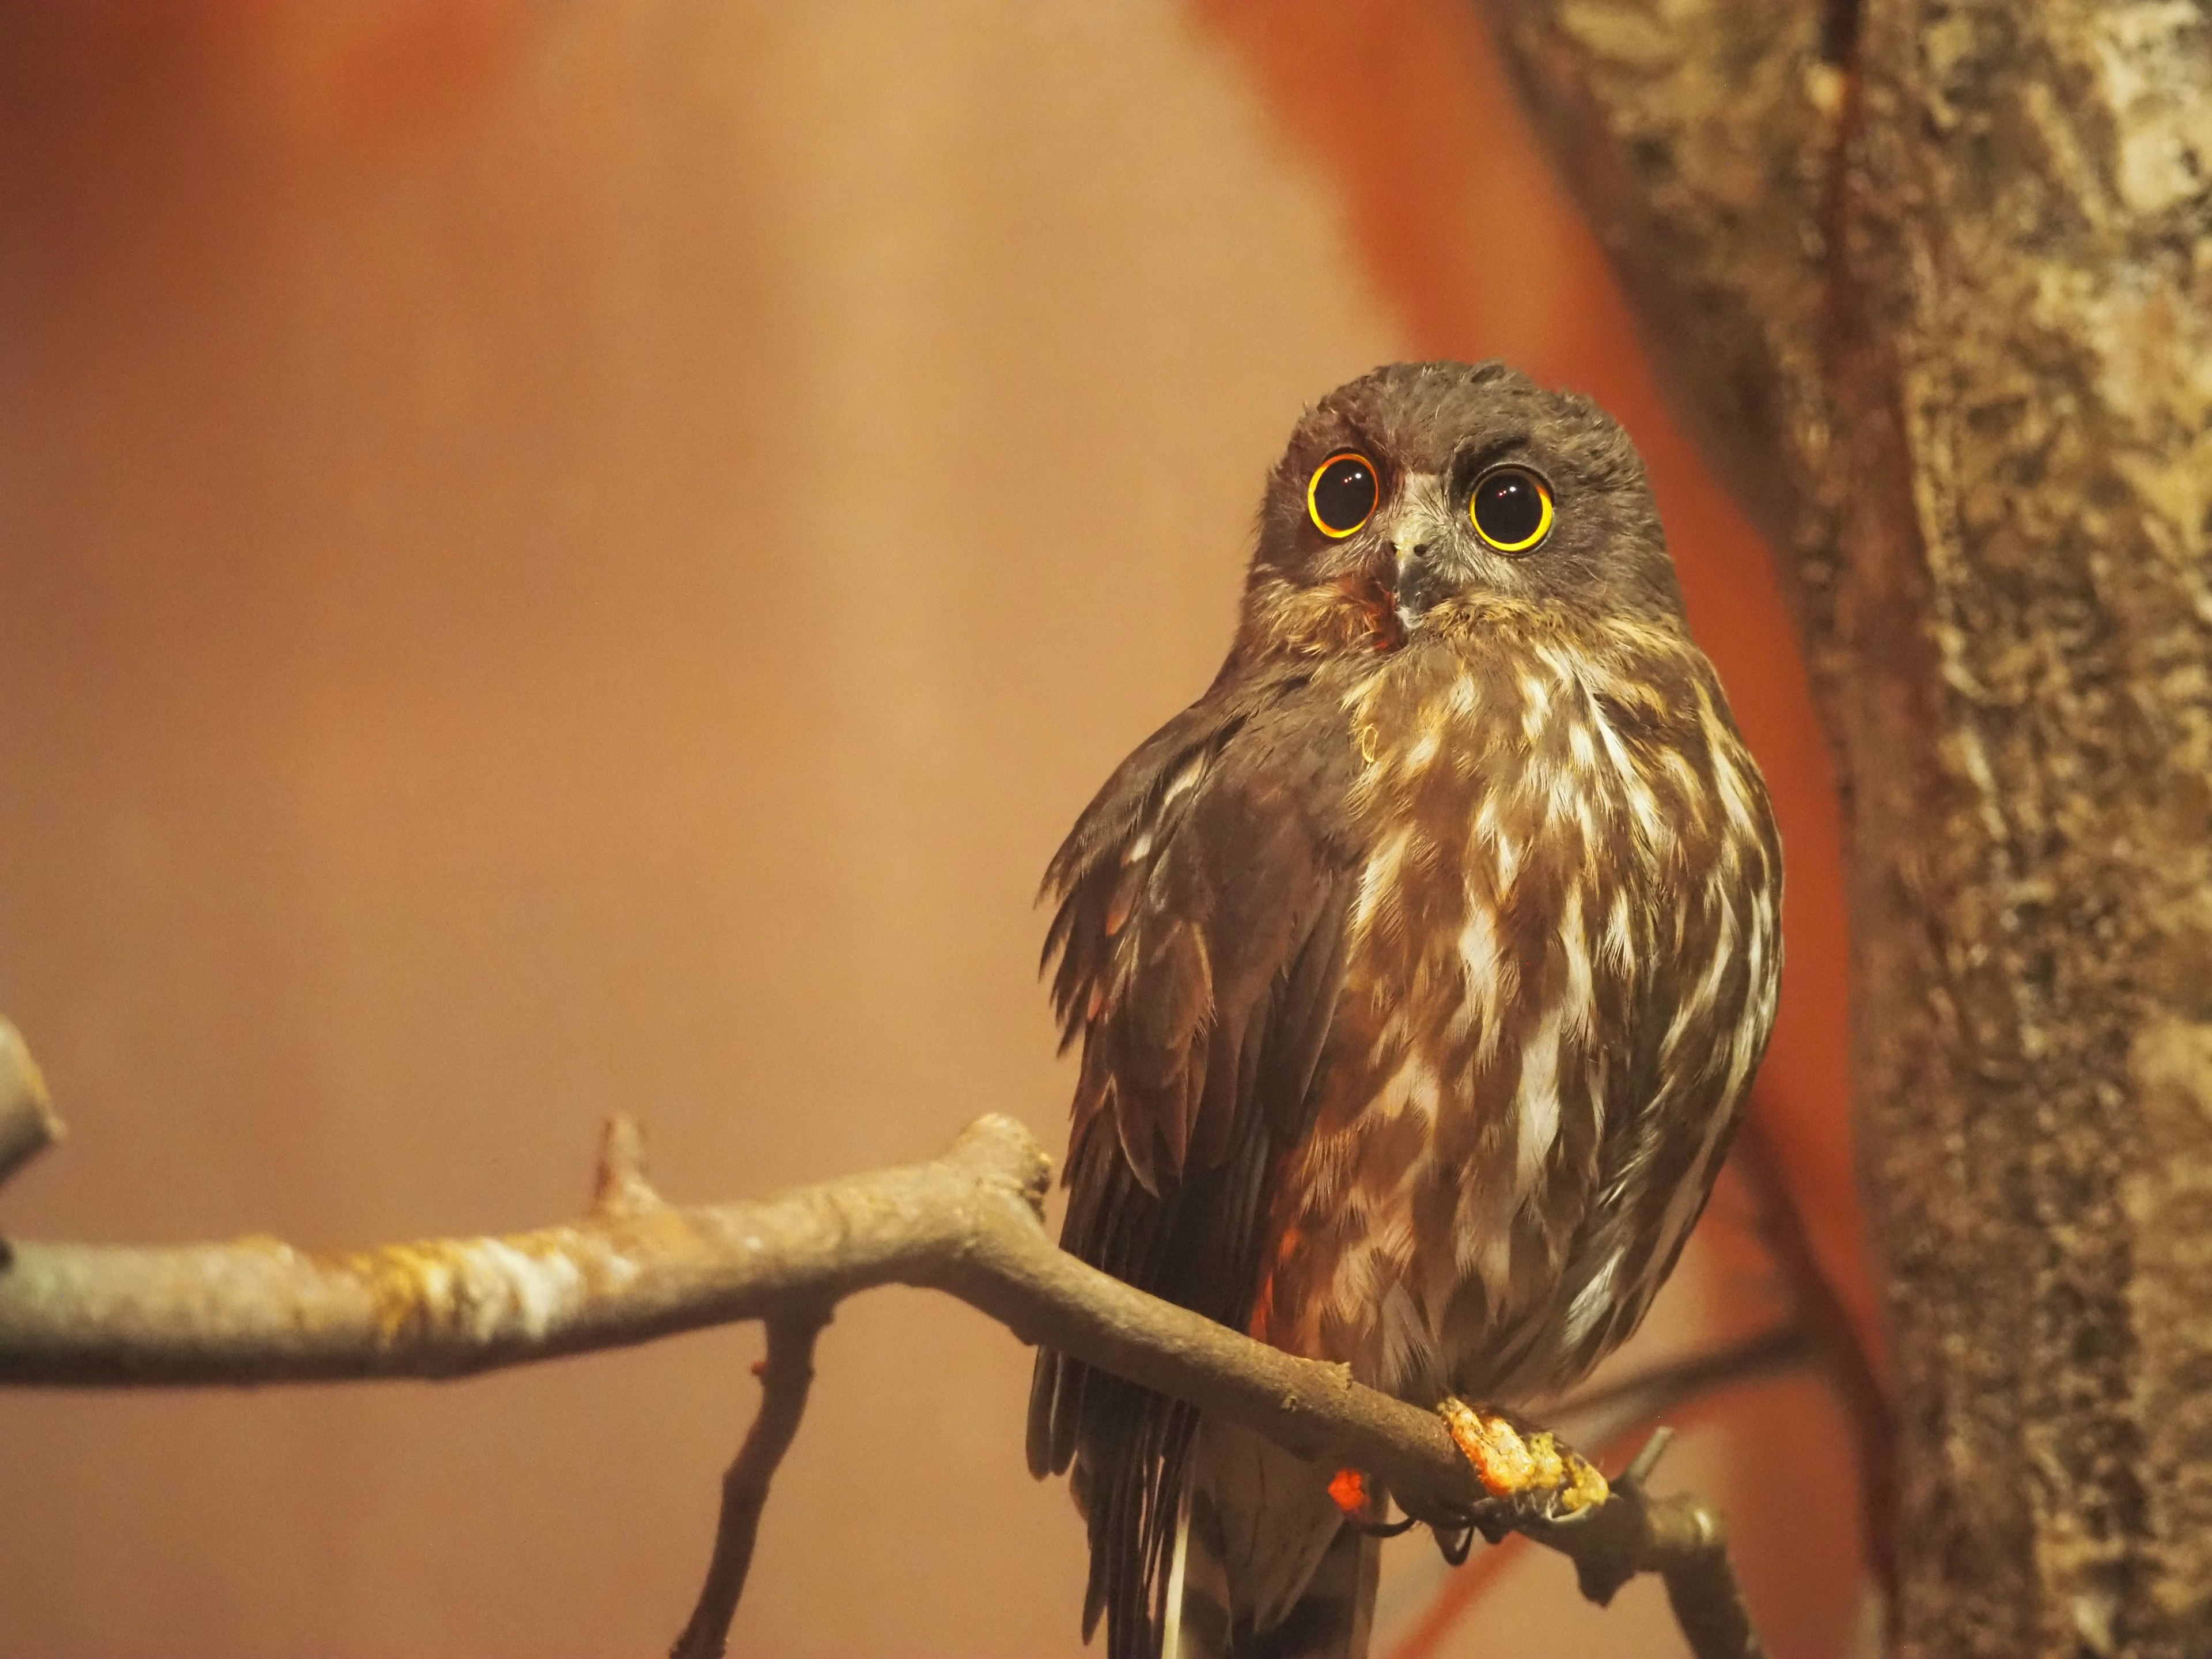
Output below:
[1252,607,1781,1401]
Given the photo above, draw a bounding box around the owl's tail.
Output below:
[1160,1421,1379,1659]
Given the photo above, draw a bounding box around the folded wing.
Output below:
[1026,677,1358,1659]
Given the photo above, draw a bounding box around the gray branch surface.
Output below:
[1478,0,2212,1652]
[0,1093,1759,1658]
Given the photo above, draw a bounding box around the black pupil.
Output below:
[1313,457,1376,532]
[1474,469,1546,547]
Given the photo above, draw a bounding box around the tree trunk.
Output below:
[1475,1,2212,1653]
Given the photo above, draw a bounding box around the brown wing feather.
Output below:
[1027,671,1359,1659]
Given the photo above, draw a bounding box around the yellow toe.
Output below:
[1437,1398,1610,1515]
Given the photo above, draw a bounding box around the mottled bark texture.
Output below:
[1478,0,2212,1653]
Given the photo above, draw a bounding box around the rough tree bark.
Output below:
[1475,1,2212,1653]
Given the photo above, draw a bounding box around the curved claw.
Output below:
[1328,1465,1420,1537]
[1434,1520,1477,1567]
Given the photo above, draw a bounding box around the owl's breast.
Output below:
[1249,611,1782,1404]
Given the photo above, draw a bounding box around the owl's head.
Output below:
[1234,361,1683,661]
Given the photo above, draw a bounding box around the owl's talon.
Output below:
[1437,1397,1610,1522]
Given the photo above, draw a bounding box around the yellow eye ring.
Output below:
[1469,465,1554,554]
[1306,452,1379,539]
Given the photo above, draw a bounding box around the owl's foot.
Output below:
[1437,1398,1609,1533]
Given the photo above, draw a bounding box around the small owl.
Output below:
[1027,362,1782,1659]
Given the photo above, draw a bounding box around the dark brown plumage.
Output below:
[1028,362,1782,1659]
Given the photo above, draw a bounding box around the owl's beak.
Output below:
[1381,472,1461,626]
[1395,543,1453,624]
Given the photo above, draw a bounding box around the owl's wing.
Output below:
[1026,675,1356,1659]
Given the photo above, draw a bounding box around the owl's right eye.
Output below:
[1306,453,1378,538]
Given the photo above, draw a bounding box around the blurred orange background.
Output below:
[0,4,1869,1656]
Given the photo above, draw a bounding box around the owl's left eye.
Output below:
[1307,453,1378,538]
[1470,465,1554,554]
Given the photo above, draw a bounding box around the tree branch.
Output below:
[0,1075,1762,1657]
[669,1308,830,1659]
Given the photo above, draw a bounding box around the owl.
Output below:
[1025,362,1782,1659]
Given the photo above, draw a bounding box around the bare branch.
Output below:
[0,1113,1649,1517]
[670,1308,829,1659]
[0,1074,1760,1654]
[0,1112,1506,1524]
[0,1021,62,1193]
[0,1113,1048,1388]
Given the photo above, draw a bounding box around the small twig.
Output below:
[0,1021,62,1193]
[670,1308,830,1659]
[1623,1424,1677,1487]
[590,1112,664,1219]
